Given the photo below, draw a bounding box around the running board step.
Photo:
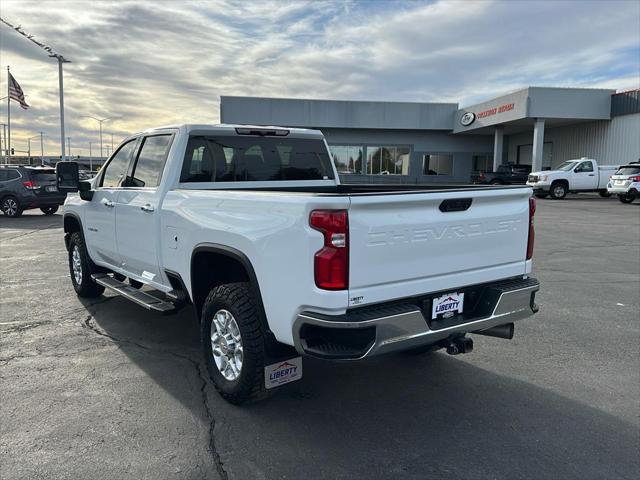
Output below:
[92,274,175,313]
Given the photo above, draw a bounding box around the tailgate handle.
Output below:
[439,198,472,212]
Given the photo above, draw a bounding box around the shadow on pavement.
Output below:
[0,212,63,231]
[84,297,639,479]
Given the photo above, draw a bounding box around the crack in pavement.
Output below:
[80,314,229,480]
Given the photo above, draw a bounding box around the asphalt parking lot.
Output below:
[1,195,639,480]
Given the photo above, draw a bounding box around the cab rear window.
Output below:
[180,135,334,183]
[30,171,56,182]
[616,166,640,175]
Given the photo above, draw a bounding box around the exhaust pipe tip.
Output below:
[473,323,515,340]
[446,336,473,355]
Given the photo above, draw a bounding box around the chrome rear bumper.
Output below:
[293,277,539,360]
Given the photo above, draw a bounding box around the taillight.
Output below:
[22,180,39,190]
[526,197,536,260]
[630,175,640,182]
[310,210,348,290]
[479,172,485,180]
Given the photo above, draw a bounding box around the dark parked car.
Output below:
[0,165,67,218]
[472,163,532,185]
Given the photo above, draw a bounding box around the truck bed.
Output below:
[180,183,530,195]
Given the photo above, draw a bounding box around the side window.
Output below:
[576,161,594,173]
[101,140,137,188]
[130,135,172,188]
[0,170,7,181]
[423,154,454,176]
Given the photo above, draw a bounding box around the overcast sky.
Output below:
[0,0,638,157]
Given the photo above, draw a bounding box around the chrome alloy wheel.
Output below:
[2,198,18,216]
[553,184,566,197]
[210,309,243,381]
[71,245,83,285]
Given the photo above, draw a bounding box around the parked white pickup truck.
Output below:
[57,124,539,404]
[526,158,618,199]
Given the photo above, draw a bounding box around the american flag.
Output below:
[8,72,29,110]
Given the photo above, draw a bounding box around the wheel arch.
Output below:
[190,244,270,334]
[63,213,83,251]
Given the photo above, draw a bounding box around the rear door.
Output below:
[84,138,138,267]
[115,133,174,288]
[347,187,532,306]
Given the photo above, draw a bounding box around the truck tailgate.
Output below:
[347,187,532,306]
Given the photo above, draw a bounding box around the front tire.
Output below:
[40,206,59,215]
[201,282,269,405]
[2,196,23,217]
[550,182,568,199]
[68,232,105,298]
[618,194,635,204]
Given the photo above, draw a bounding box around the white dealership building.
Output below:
[221,87,639,184]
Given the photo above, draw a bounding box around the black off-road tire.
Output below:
[201,282,270,405]
[40,206,59,215]
[618,194,635,204]
[1,195,23,217]
[598,190,611,198]
[68,232,105,298]
[550,181,568,199]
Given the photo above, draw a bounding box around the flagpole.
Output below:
[7,66,10,163]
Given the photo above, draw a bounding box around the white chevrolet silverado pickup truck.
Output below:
[526,157,618,199]
[56,124,540,404]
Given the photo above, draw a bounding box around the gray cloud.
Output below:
[0,0,638,156]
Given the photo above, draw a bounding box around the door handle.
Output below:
[140,203,155,213]
[588,174,595,176]
[101,198,115,208]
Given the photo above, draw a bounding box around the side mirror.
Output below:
[56,161,80,192]
[79,181,94,201]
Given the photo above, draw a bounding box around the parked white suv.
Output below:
[527,158,618,199]
[607,163,640,204]
[56,124,540,404]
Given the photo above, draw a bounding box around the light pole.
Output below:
[89,142,93,172]
[39,131,44,166]
[0,122,6,163]
[50,54,71,160]
[27,134,40,165]
[83,116,117,160]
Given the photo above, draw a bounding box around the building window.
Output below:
[366,146,410,175]
[330,145,363,174]
[423,154,454,176]
[472,154,492,172]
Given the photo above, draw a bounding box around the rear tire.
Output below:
[40,206,59,215]
[618,194,635,204]
[1,196,22,217]
[201,282,270,405]
[550,182,568,199]
[490,179,503,185]
[68,232,105,298]
[598,190,611,198]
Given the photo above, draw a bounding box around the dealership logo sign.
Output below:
[460,112,476,126]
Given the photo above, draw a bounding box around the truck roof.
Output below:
[141,123,324,138]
